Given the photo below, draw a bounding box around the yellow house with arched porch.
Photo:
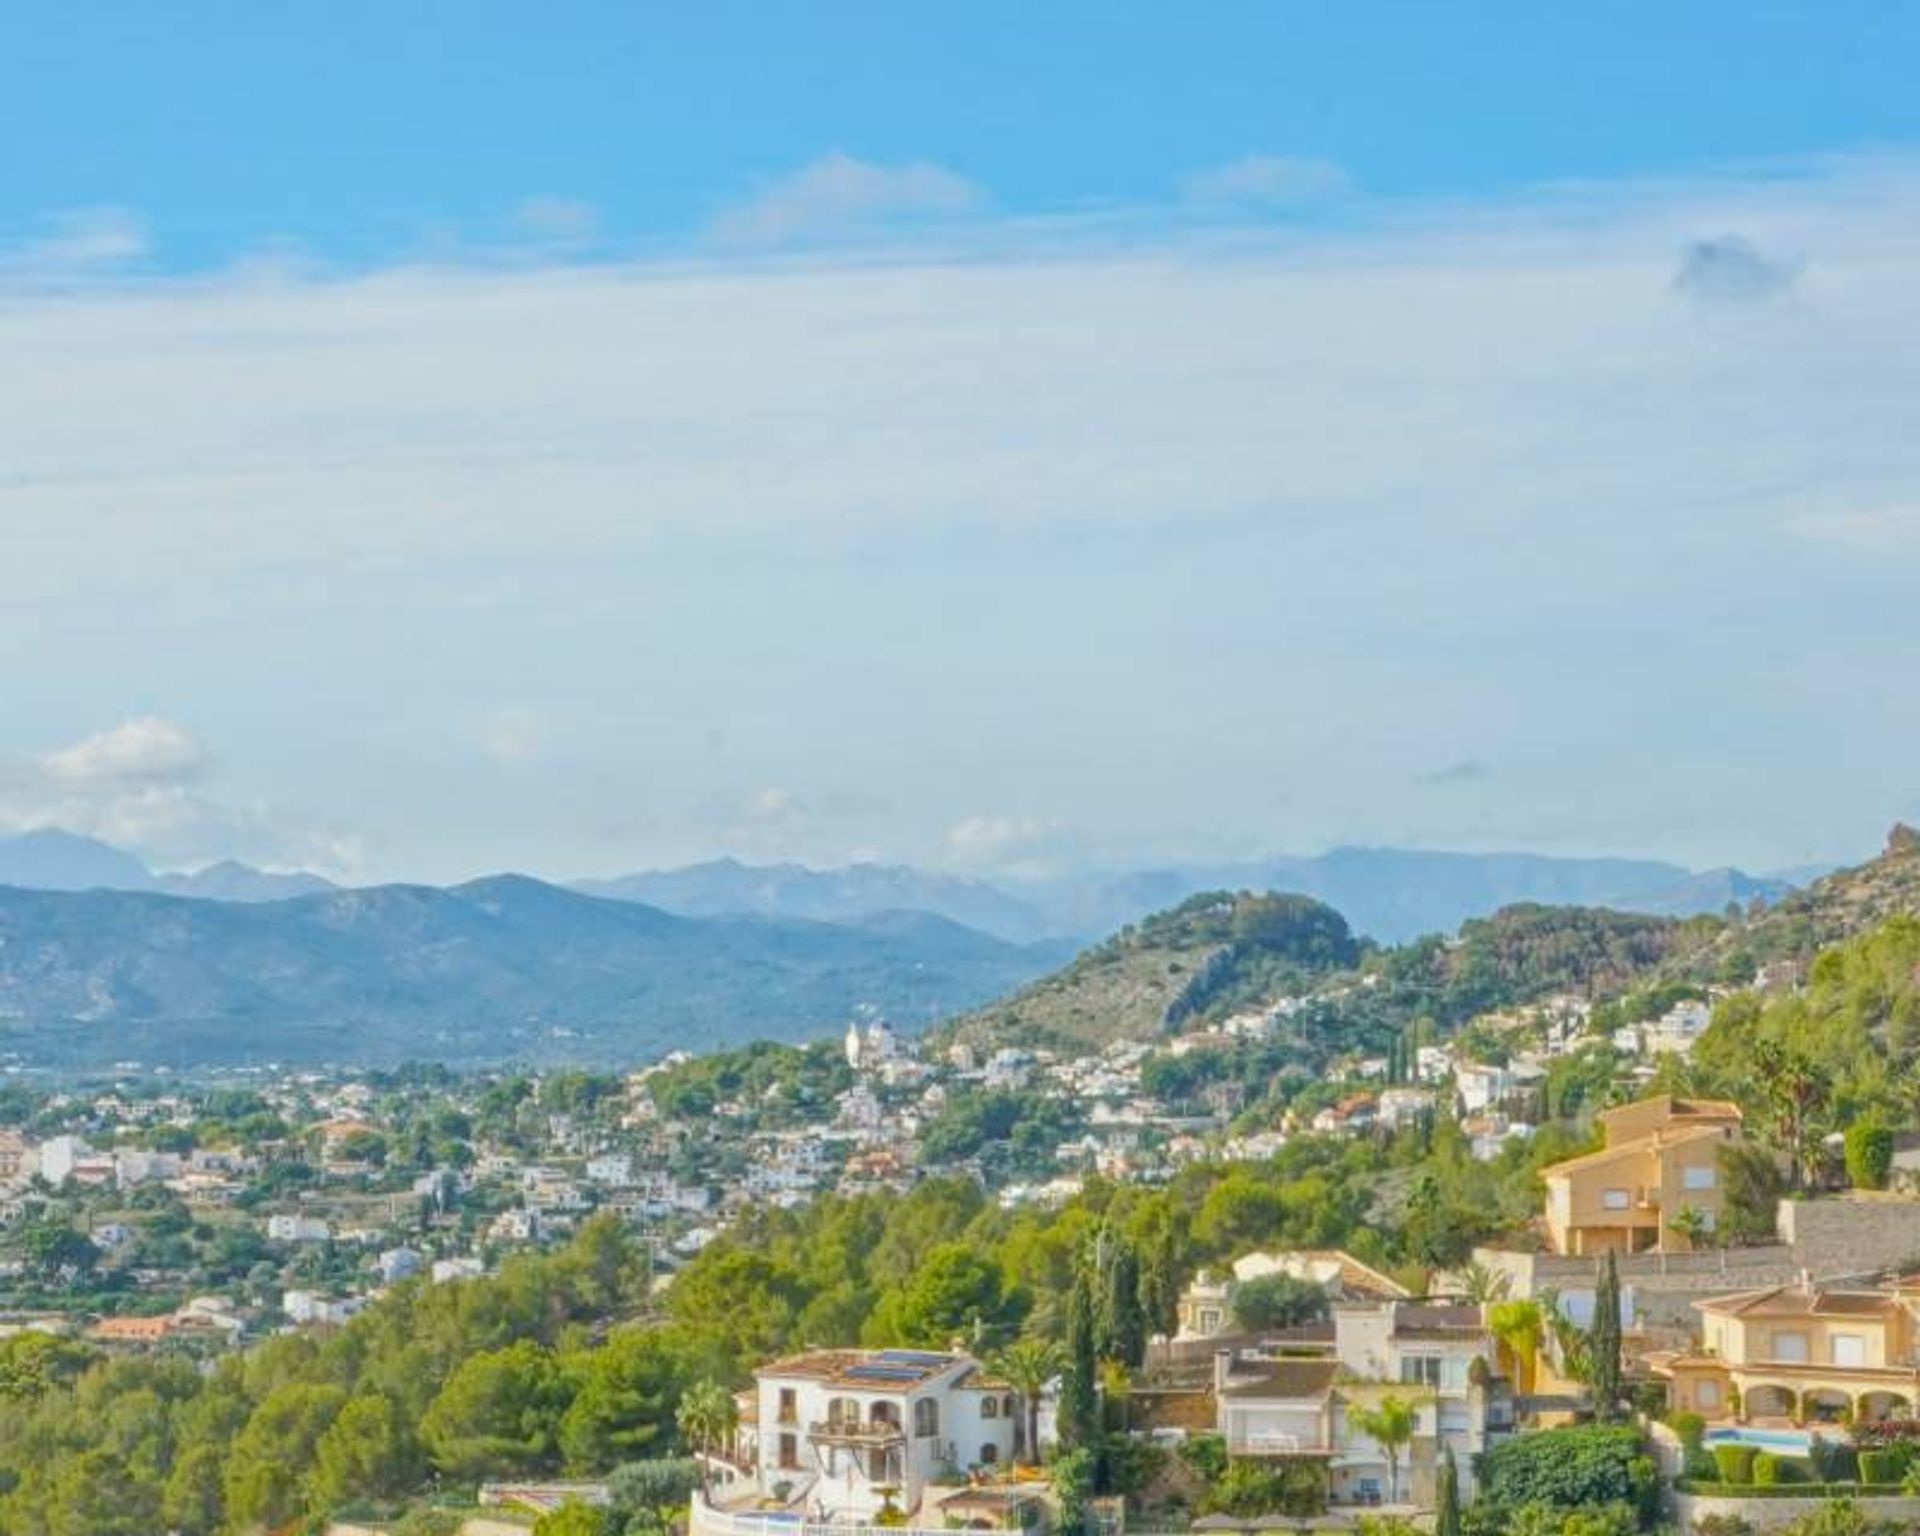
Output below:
[1655,1284,1920,1426]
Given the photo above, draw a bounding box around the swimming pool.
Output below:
[1703,1427,1822,1454]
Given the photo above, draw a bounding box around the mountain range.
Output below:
[0,827,1822,944]
[0,875,1072,1070]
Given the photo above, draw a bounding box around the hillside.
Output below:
[0,878,1069,1069]
[942,890,1359,1052]
[1665,824,1920,982]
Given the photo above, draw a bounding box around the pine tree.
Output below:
[1588,1250,1623,1422]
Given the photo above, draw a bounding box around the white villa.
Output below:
[735,1349,1019,1522]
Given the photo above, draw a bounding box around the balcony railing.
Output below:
[1226,1432,1335,1456]
[809,1419,906,1446]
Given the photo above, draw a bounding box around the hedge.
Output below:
[1675,1480,1915,1499]
[1714,1444,1759,1485]
[1858,1449,1906,1486]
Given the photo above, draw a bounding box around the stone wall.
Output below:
[1673,1491,1920,1534]
[1777,1196,1920,1278]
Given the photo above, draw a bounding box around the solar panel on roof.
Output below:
[877,1350,951,1365]
[846,1364,920,1381]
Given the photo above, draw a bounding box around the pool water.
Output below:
[1703,1427,1822,1454]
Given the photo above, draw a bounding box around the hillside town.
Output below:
[9,880,1920,1536]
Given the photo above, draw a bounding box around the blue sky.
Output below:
[2,6,1918,884]
[7,4,1918,269]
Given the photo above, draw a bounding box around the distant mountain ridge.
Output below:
[573,857,1050,942]
[0,876,1070,1070]
[583,847,1815,943]
[1,828,1819,942]
[0,829,336,903]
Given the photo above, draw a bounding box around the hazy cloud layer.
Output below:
[3,154,1918,879]
[710,151,984,243]
[1184,154,1352,207]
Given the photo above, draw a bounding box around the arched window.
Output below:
[827,1396,859,1427]
[980,1396,998,1419]
[914,1398,940,1438]
[870,1401,901,1429]
[979,1442,999,1465]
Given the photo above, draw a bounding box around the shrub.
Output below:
[1683,1448,1721,1483]
[1692,1516,1756,1536]
[1810,1440,1857,1483]
[1476,1424,1660,1527]
[1845,1122,1895,1190]
[1753,1453,1807,1486]
[1713,1444,1758,1485]
[1858,1449,1904,1485]
[1672,1411,1707,1451]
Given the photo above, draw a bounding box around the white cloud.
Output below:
[943,815,1075,875]
[1183,154,1351,207]
[711,151,983,244]
[507,196,602,246]
[0,206,149,282]
[740,786,804,822]
[473,707,553,765]
[40,715,205,788]
[1785,505,1920,550]
[0,717,360,875]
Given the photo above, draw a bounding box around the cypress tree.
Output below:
[1435,1448,1462,1536]
[1589,1249,1623,1422]
[1062,1265,1100,1450]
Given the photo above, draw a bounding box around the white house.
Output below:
[266,1213,331,1243]
[1210,1300,1498,1509]
[739,1349,1018,1521]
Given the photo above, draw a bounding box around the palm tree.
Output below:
[677,1378,739,1496]
[1487,1298,1543,1394]
[992,1338,1064,1464]
[1350,1394,1416,1505]
[1456,1260,1511,1305]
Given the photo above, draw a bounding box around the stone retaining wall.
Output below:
[1673,1491,1920,1534]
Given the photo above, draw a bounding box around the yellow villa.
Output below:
[1657,1283,1920,1425]
[1539,1095,1744,1256]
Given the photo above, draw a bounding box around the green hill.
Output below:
[941,890,1359,1052]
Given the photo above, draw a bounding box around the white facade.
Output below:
[266,1213,331,1242]
[743,1350,1017,1520]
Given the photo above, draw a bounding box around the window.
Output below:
[1696,1381,1720,1409]
[981,1396,998,1419]
[1683,1165,1716,1191]
[1399,1356,1442,1388]
[1832,1334,1866,1367]
[779,1434,799,1470]
[1003,1395,1017,1418]
[1601,1188,1631,1211]
[979,1442,999,1465]
[827,1396,859,1427]
[778,1388,797,1425]
[1771,1332,1809,1363]
[914,1398,940,1438]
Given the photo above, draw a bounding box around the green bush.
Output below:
[1714,1444,1758,1485]
[1858,1449,1903,1485]
[1753,1452,1807,1486]
[1683,1448,1721,1482]
[1671,1411,1707,1450]
[1845,1121,1895,1190]
[1475,1424,1659,1527]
